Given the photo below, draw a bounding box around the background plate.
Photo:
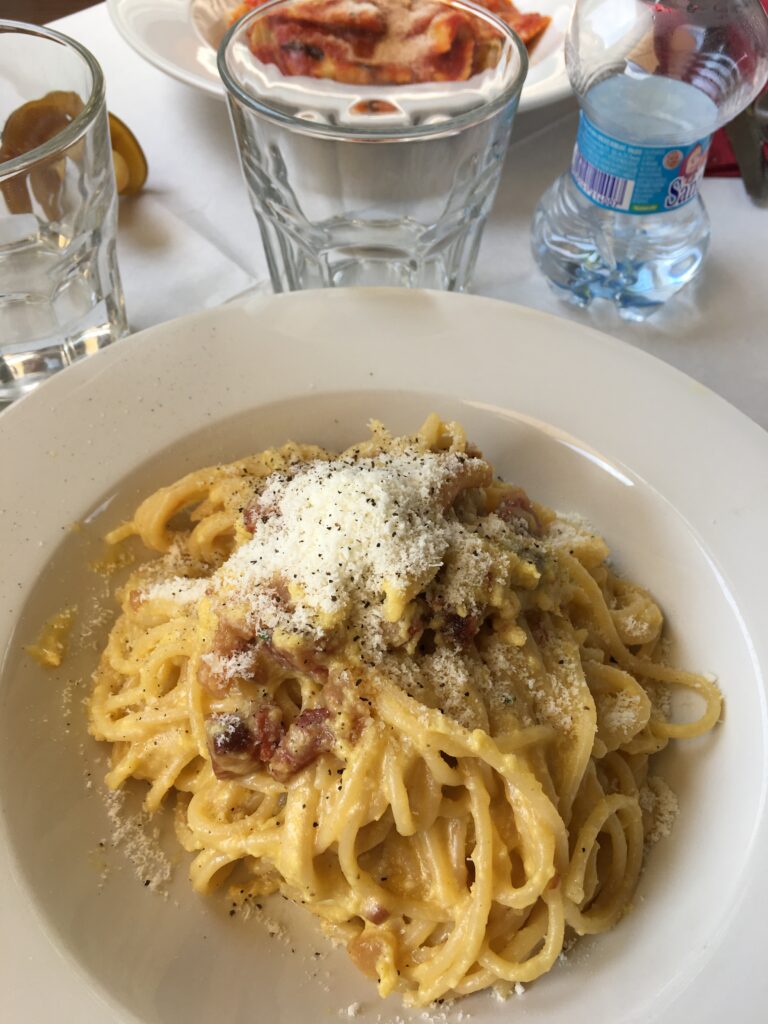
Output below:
[1,289,767,1023]
[107,0,573,111]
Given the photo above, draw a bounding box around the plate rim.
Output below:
[107,0,224,98]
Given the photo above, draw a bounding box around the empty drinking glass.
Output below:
[0,21,127,405]
[219,0,528,291]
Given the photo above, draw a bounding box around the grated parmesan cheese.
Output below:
[601,690,642,732]
[235,894,292,945]
[218,451,485,630]
[200,648,258,681]
[102,787,172,891]
[141,577,208,605]
[144,448,497,675]
[640,776,679,846]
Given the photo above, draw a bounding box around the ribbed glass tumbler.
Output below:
[219,0,528,292]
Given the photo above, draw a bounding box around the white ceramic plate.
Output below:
[1,289,767,1024]
[106,0,573,111]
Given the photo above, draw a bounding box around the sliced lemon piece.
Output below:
[0,90,83,160]
[108,112,148,195]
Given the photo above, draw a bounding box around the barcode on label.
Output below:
[571,148,634,211]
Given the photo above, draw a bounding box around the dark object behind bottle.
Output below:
[706,90,768,202]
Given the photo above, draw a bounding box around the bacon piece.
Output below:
[251,704,284,761]
[495,488,541,536]
[215,618,253,655]
[206,703,283,779]
[442,612,479,649]
[362,900,390,925]
[268,707,334,782]
[265,640,330,681]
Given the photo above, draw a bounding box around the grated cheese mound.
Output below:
[217,450,486,638]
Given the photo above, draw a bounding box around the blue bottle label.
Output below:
[571,112,712,214]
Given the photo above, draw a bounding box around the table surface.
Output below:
[52,2,768,430]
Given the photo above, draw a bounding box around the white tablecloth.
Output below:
[55,3,768,429]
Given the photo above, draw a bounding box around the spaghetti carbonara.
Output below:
[89,416,721,1006]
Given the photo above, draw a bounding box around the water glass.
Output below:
[0,21,127,405]
[219,0,528,291]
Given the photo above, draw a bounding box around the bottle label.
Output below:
[571,112,712,215]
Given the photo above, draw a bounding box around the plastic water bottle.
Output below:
[531,0,768,320]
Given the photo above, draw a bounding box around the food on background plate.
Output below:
[88,415,720,1006]
[228,0,551,85]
